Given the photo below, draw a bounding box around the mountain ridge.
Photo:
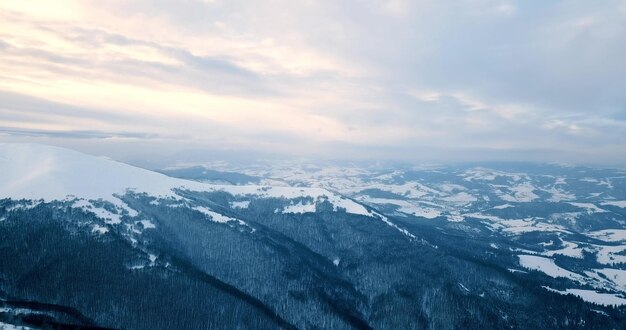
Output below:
[1,143,625,329]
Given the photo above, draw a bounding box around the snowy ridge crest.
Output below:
[0,143,413,237]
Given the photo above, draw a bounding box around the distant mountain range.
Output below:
[1,143,625,329]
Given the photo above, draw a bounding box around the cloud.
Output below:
[0,91,129,122]
[0,126,157,140]
[0,0,625,165]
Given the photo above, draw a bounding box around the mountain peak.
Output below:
[0,143,378,220]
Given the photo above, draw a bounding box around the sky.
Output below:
[1,0,625,166]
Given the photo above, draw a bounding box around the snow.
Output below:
[592,268,626,292]
[6,201,40,211]
[599,179,614,189]
[591,244,626,265]
[462,169,498,181]
[463,212,502,222]
[128,253,157,270]
[592,309,608,316]
[587,229,626,243]
[375,213,417,239]
[111,198,139,217]
[554,177,567,185]
[138,220,156,229]
[358,197,441,219]
[543,287,626,306]
[72,199,92,209]
[91,207,122,224]
[439,183,467,192]
[462,168,525,182]
[0,321,35,329]
[480,214,573,236]
[0,143,188,204]
[282,201,316,214]
[10,143,626,247]
[230,200,250,209]
[499,219,570,235]
[545,186,576,202]
[0,144,384,224]
[72,200,123,224]
[441,192,477,203]
[543,241,584,259]
[406,208,441,219]
[192,206,244,225]
[215,185,373,217]
[500,183,538,202]
[568,202,606,213]
[323,194,371,215]
[446,213,465,222]
[601,201,626,208]
[518,255,585,282]
[508,268,528,273]
[92,224,109,234]
[349,182,435,199]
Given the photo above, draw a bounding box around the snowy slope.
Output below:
[0,143,387,224]
[0,143,191,202]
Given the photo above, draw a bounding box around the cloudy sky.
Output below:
[1,0,625,166]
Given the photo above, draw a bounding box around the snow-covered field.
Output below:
[518,255,586,282]
[543,287,626,306]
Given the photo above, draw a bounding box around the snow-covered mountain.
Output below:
[1,143,378,220]
[0,143,415,236]
[1,144,625,329]
[165,160,626,310]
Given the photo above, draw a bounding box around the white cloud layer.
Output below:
[0,0,625,164]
